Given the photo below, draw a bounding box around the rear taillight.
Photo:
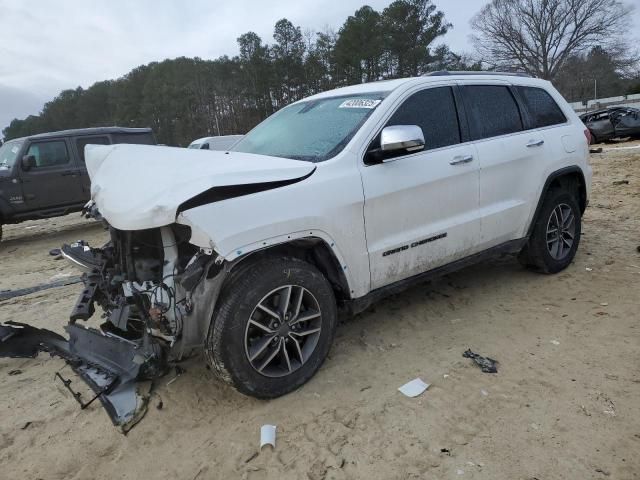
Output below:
[584,128,592,145]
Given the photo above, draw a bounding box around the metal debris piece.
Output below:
[1,321,160,432]
[463,349,498,374]
[0,322,67,358]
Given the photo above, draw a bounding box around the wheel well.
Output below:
[226,238,352,302]
[547,171,587,213]
[526,168,587,238]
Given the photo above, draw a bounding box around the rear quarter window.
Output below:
[463,85,523,140]
[111,133,156,145]
[517,86,567,129]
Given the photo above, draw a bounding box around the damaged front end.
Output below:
[1,217,226,431]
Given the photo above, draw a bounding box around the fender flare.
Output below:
[220,229,355,297]
[526,165,586,238]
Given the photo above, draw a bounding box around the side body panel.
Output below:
[519,83,592,237]
[0,142,29,218]
[72,134,112,200]
[178,158,371,298]
[357,83,481,289]
[457,80,550,249]
[359,144,480,289]
[458,79,591,249]
[17,138,85,211]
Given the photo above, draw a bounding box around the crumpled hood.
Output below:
[86,144,315,230]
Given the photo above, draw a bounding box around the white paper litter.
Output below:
[398,378,430,397]
[585,267,593,272]
[550,339,560,345]
[260,424,276,449]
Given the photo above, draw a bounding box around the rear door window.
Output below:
[385,86,461,151]
[26,140,70,168]
[517,86,566,128]
[76,136,110,163]
[462,85,523,140]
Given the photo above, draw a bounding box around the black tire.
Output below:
[519,187,582,273]
[205,256,337,398]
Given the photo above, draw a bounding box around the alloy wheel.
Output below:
[244,285,322,378]
[546,203,575,260]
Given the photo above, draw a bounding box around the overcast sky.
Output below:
[1,0,638,134]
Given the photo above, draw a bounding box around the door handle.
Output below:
[449,154,473,165]
[526,139,545,147]
[61,171,78,177]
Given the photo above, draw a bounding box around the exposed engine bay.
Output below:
[1,206,228,431]
[69,222,198,345]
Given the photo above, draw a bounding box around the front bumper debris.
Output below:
[0,321,162,432]
[1,224,222,431]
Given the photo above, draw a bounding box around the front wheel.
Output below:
[519,187,582,273]
[205,256,337,398]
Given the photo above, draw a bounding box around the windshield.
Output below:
[0,140,23,170]
[231,93,387,162]
[187,143,202,149]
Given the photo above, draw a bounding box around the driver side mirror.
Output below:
[380,125,425,152]
[21,154,36,171]
[365,125,425,165]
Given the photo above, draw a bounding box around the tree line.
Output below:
[3,0,638,145]
[4,0,475,145]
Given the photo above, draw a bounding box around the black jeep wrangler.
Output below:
[0,127,156,240]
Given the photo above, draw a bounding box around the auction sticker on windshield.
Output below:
[339,99,382,109]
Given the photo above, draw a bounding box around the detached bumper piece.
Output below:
[0,321,165,432]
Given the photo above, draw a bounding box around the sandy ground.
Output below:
[1,143,639,480]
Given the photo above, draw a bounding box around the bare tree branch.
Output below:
[471,0,633,79]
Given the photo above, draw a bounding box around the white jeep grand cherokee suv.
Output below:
[20,72,592,425]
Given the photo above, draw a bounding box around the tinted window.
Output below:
[386,86,461,150]
[517,86,566,128]
[76,136,110,163]
[463,85,523,140]
[26,140,70,168]
[111,133,155,145]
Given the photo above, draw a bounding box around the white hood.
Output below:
[86,144,315,230]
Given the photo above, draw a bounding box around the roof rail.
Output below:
[424,70,533,78]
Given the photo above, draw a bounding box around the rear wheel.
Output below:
[519,187,582,273]
[205,256,337,398]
